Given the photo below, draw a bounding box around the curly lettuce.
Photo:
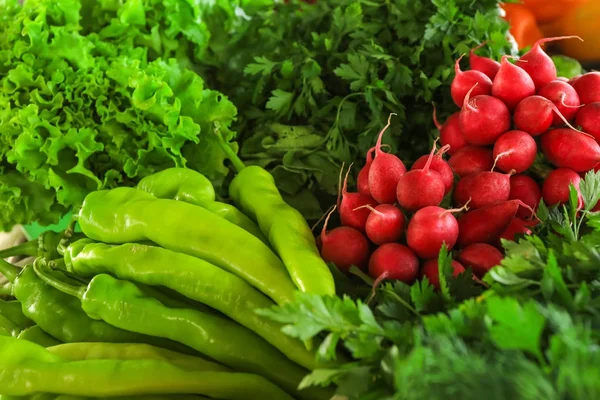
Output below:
[0,0,241,230]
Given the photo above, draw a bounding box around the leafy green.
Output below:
[205,0,513,217]
[0,0,245,230]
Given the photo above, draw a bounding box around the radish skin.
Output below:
[459,86,511,145]
[435,110,467,155]
[420,259,466,290]
[492,130,537,173]
[514,95,583,137]
[540,129,600,172]
[571,72,600,104]
[357,147,376,196]
[453,171,511,209]
[514,96,554,136]
[542,167,583,207]
[368,243,419,283]
[320,206,370,271]
[338,166,378,232]
[575,102,600,142]
[469,43,500,80]
[509,175,542,219]
[458,243,504,278]
[359,204,406,245]
[538,80,581,124]
[451,54,493,107]
[368,115,407,204]
[497,217,534,245]
[406,206,460,259]
[396,145,445,212]
[448,146,494,178]
[492,55,536,110]
[516,36,582,90]
[457,200,522,247]
[411,148,454,195]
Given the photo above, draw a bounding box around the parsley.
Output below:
[206,0,513,218]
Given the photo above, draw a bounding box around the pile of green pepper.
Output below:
[0,139,337,400]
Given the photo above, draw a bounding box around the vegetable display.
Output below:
[313,37,599,284]
[0,164,336,399]
[0,0,599,399]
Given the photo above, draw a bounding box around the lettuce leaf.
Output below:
[0,0,240,230]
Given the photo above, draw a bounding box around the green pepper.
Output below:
[136,168,269,244]
[16,326,61,347]
[77,187,297,305]
[62,239,318,370]
[0,262,192,354]
[0,299,34,330]
[216,131,335,296]
[46,342,230,372]
[0,314,19,337]
[0,231,84,261]
[136,168,216,205]
[0,336,294,400]
[33,264,331,400]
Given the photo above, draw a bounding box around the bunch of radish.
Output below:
[318,36,600,288]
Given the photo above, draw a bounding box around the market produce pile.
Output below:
[318,37,600,287]
[1,0,600,399]
[0,0,514,230]
[0,159,337,399]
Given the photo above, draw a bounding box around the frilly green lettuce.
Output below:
[0,0,243,230]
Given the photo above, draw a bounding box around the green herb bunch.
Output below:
[205,0,515,218]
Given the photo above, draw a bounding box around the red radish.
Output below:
[434,109,467,155]
[514,95,584,136]
[457,243,504,278]
[514,96,554,136]
[538,80,581,124]
[469,42,500,80]
[406,206,460,259]
[509,175,542,219]
[448,146,494,178]
[320,206,370,271]
[542,167,583,207]
[457,200,526,247]
[571,72,600,104]
[492,130,537,173]
[357,147,376,196]
[396,145,445,212]
[556,77,569,82]
[540,129,600,172]
[459,85,511,145]
[368,114,407,204]
[575,102,600,142]
[492,55,536,110]
[420,259,466,290]
[450,54,493,107]
[453,171,511,209]
[356,204,406,245]
[368,243,419,283]
[338,165,378,232]
[411,145,454,195]
[497,217,534,245]
[516,36,582,90]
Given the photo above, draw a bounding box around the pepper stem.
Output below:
[0,259,19,283]
[0,240,38,259]
[213,122,246,173]
[33,259,84,299]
